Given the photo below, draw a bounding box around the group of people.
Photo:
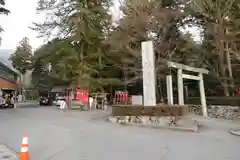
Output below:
[55,92,109,111]
[0,92,15,108]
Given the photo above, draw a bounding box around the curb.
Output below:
[120,121,199,132]
[0,141,19,159]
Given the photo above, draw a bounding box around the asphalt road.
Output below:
[0,104,240,160]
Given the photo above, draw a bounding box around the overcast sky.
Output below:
[0,0,121,51]
[0,0,45,50]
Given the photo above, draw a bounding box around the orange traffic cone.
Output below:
[19,134,29,160]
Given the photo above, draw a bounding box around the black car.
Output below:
[39,96,53,106]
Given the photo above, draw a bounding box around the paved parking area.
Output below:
[0,105,240,160]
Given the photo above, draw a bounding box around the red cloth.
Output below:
[76,89,89,104]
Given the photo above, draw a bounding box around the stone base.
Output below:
[107,116,199,132]
[112,105,189,116]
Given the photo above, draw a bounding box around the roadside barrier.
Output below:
[19,134,29,160]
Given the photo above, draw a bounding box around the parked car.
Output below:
[39,96,53,106]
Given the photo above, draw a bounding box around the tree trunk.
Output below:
[98,52,102,70]
[225,28,234,95]
[219,52,229,96]
[21,73,25,101]
[216,24,230,96]
[157,76,164,103]
[184,85,188,103]
[77,43,84,88]
[123,70,127,91]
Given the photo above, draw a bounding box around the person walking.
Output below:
[59,99,67,111]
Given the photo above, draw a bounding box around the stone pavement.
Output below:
[0,142,18,160]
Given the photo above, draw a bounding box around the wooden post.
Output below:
[199,73,208,116]
[177,69,184,105]
[166,75,173,105]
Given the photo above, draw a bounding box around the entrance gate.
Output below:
[166,61,209,116]
[141,41,209,117]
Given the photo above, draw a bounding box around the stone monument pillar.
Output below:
[141,41,156,106]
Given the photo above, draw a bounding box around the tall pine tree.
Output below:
[32,0,115,91]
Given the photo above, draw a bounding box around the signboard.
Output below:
[131,95,143,105]
[236,88,240,94]
[76,89,89,104]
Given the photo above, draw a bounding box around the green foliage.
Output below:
[30,0,205,93]
[32,38,75,89]
[107,0,193,84]
[29,0,240,97]
[32,36,123,91]
[10,37,33,74]
[186,0,240,96]
[31,0,123,91]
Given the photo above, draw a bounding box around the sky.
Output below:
[0,0,45,51]
[0,0,120,51]
[0,0,200,51]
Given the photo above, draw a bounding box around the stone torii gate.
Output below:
[166,61,209,117]
[141,41,209,117]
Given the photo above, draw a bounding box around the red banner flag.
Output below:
[76,89,89,104]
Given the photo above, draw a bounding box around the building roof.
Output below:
[0,61,19,76]
[0,49,19,76]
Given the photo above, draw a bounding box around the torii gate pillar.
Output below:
[167,61,209,117]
